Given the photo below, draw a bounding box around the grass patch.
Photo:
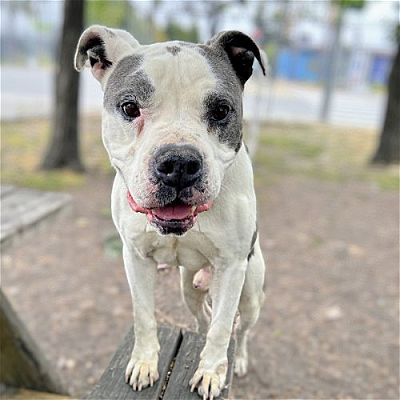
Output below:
[261,134,323,159]
[249,121,399,191]
[1,117,398,192]
[1,116,110,191]
[369,169,399,191]
[2,170,85,191]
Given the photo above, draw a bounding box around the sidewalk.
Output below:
[244,77,385,128]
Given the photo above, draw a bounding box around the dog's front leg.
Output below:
[190,260,247,399]
[122,244,160,391]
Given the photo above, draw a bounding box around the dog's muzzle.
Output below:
[127,144,211,236]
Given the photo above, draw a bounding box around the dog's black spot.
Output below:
[80,36,112,69]
[247,227,258,261]
[166,45,181,55]
[206,31,266,85]
[234,138,242,153]
[202,90,243,152]
[244,142,249,154]
[197,32,264,152]
[104,55,155,115]
[197,44,243,152]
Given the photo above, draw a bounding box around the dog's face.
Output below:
[75,26,265,235]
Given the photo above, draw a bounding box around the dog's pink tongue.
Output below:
[153,204,193,220]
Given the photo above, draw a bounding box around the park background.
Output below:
[1,0,399,399]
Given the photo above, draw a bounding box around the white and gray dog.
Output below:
[75,25,266,399]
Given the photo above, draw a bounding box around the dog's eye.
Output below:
[121,102,140,119]
[210,104,230,122]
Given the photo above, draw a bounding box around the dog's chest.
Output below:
[148,232,216,271]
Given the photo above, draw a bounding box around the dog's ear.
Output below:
[74,25,139,84]
[207,30,266,85]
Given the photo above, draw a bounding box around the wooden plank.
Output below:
[0,185,17,198]
[0,290,67,395]
[0,188,70,248]
[1,189,70,232]
[86,325,182,400]
[163,331,236,400]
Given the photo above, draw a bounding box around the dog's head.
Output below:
[75,25,265,235]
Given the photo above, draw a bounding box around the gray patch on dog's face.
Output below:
[197,45,243,152]
[103,54,155,114]
[166,45,181,55]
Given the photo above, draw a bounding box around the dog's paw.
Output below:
[125,356,159,391]
[234,355,248,377]
[189,361,227,400]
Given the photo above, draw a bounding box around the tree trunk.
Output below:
[371,44,400,164]
[41,0,85,171]
[320,6,343,122]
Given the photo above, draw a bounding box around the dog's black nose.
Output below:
[154,144,203,190]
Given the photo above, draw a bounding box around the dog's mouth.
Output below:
[127,191,211,235]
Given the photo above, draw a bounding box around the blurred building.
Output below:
[270,1,397,87]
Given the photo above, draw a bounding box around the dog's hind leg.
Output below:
[179,266,210,334]
[235,239,266,377]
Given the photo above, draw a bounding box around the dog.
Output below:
[74,25,266,399]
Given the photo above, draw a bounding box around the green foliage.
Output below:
[86,0,131,28]
[86,0,161,44]
[32,19,52,33]
[265,42,278,61]
[335,0,365,9]
[165,20,199,42]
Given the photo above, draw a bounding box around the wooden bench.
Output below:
[1,185,71,399]
[87,326,235,400]
[1,185,71,250]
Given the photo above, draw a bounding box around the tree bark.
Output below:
[41,0,85,171]
[320,6,343,122]
[372,44,400,164]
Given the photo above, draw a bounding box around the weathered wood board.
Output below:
[86,326,236,400]
[0,185,71,250]
[163,331,235,400]
[0,185,71,394]
[86,326,182,400]
[0,290,67,394]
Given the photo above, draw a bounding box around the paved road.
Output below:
[244,77,386,128]
[1,66,103,120]
[1,66,386,129]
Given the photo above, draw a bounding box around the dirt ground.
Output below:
[2,170,399,399]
